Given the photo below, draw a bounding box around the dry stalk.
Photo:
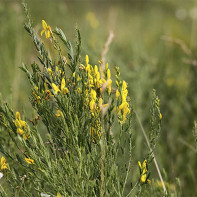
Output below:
[100,31,114,73]
[161,35,191,56]
[134,110,168,196]
[100,30,114,197]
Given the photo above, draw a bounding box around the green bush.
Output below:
[0,4,169,197]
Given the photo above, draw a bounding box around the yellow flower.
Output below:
[94,65,98,76]
[90,89,97,101]
[34,86,38,91]
[56,110,61,117]
[41,20,51,39]
[15,119,21,128]
[1,156,8,171]
[57,193,61,197]
[23,134,29,140]
[159,113,162,120]
[106,63,109,70]
[25,157,34,165]
[17,128,24,135]
[138,160,151,184]
[106,69,112,94]
[77,75,81,81]
[122,80,127,91]
[99,98,103,108]
[14,112,29,139]
[52,83,60,95]
[107,79,112,95]
[15,111,21,121]
[116,89,120,100]
[107,69,111,79]
[60,78,69,94]
[89,100,95,112]
[47,68,53,76]
[77,88,82,94]
[61,78,66,89]
[86,54,89,65]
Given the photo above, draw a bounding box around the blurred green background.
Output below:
[1,0,197,196]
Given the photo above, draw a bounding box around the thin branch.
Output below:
[99,31,114,197]
[100,31,114,73]
[134,110,167,196]
[161,35,191,56]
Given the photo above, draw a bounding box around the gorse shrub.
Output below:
[0,4,164,197]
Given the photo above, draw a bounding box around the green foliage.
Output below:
[0,4,164,197]
[1,0,197,196]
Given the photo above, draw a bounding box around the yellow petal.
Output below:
[16,112,21,120]
[57,192,61,197]
[86,55,89,65]
[25,157,34,164]
[99,98,103,107]
[56,110,61,117]
[41,29,45,36]
[45,30,50,39]
[116,90,120,100]
[14,119,21,128]
[159,113,162,120]
[52,83,60,95]
[122,80,127,91]
[89,100,95,112]
[23,134,27,140]
[61,78,66,91]
[17,128,24,135]
[94,65,98,75]
[106,63,109,70]
[107,69,111,79]
[142,160,147,169]
[1,157,6,166]
[62,88,69,94]
[42,20,47,30]
[138,161,142,169]
[141,174,147,183]
[77,75,81,81]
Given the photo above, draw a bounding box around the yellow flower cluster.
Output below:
[33,84,54,103]
[89,89,97,113]
[81,55,113,142]
[0,156,8,171]
[14,112,29,140]
[138,160,151,184]
[52,78,69,95]
[117,81,130,123]
[85,55,111,94]
[48,66,64,80]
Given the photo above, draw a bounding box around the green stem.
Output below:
[134,110,167,196]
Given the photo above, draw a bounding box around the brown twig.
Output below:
[161,35,191,56]
[99,31,114,197]
[100,31,114,73]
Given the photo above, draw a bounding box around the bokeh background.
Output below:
[0,0,197,196]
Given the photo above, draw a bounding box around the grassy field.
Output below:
[0,0,197,196]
